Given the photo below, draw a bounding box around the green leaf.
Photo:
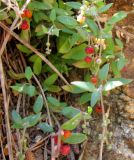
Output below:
[99,63,109,81]
[79,93,91,105]
[33,11,49,23]
[12,110,22,124]
[38,122,53,133]
[43,74,58,86]
[47,85,61,92]
[111,61,120,76]
[25,67,33,80]
[107,11,127,25]
[115,38,123,49]
[51,27,60,37]
[33,95,43,113]
[57,33,72,53]
[65,2,82,9]
[35,24,48,36]
[28,1,52,10]
[87,106,93,114]
[61,107,80,119]
[11,83,36,97]
[117,57,127,70]
[73,60,92,68]
[103,78,133,91]
[62,44,87,60]
[47,96,60,106]
[61,113,82,130]
[91,90,101,107]
[86,18,99,36]
[33,58,42,75]
[62,84,87,94]
[0,11,8,20]
[22,113,41,128]
[57,15,78,28]
[76,27,88,41]
[50,9,56,22]
[23,85,36,97]
[63,133,87,144]
[71,81,96,92]
[11,83,26,92]
[98,3,113,13]
[16,44,32,55]
[104,38,115,55]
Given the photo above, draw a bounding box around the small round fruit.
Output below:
[91,76,98,84]
[85,47,94,54]
[96,58,102,64]
[60,145,71,156]
[95,105,102,113]
[84,56,92,63]
[21,20,29,30]
[63,130,72,139]
[121,66,127,72]
[21,9,32,18]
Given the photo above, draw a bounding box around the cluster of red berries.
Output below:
[53,130,72,156]
[20,9,32,30]
[84,46,94,63]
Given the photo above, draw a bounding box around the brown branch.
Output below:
[0,0,31,57]
[99,91,106,160]
[32,74,55,159]
[0,22,69,85]
[0,58,14,160]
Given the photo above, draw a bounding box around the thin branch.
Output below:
[0,57,14,160]
[99,91,105,160]
[32,74,55,159]
[0,22,69,85]
[0,0,31,57]
[0,131,6,160]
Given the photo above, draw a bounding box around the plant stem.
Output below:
[33,74,55,159]
[99,91,106,160]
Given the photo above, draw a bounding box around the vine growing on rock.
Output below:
[0,0,132,160]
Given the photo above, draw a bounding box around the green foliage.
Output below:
[33,95,44,113]
[38,122,53,133]
[4,0,131,149]
[99,63,109,81]
[61,113,82,130]
[103,78,133,91]
[11,83,36,97]
[25,67,33,80]
[62,133,87,144]
[61,106,80,119]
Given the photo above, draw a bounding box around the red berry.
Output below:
[121,66,127,72]
[84,56,92,63]
[63,130,72,139]
[21,20,29,30]
[91,76,98,84]
[53,135,63,145]
[21,9,32,18]
[95,105,102,113]
[60,145,71,156]
[85,47,94,54]
[53,135,58,144]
